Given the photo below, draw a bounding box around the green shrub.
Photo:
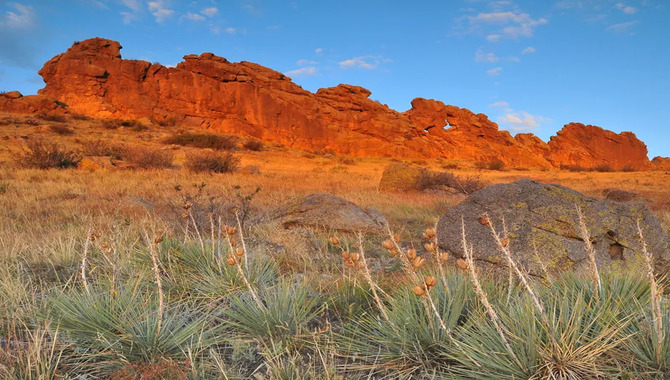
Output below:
[243,140,264,151]
[124,146,173,169]
[185,151,239,173]
[164,133,237,150]
[49,124,75,135]
[17,140,82,169]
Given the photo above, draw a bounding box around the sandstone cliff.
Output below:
[0,38,658,169]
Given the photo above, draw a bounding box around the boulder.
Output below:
[379,163,481,195]
[436,179,670,277]
[270,193,387,234]
[378,163,428,192]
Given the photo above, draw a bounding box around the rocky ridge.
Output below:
[0,37,662,170]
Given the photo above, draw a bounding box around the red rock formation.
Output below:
[0,38,654,169]
[651,156,670,171]
[546,123,650,170]
[0,91,66,114]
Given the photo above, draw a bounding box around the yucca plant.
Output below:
[338,270,472,378]
[222,280,322,352]
[451,280,634,379]
[44,280,223,375]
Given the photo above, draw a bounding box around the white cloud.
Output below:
[0,3,35,29]
[616,2,637,14]
[201,7,218,17]
[339,56,390,70]
[286,66,318,77]
[210,26,220,34]
[184,12,205,21]
[606,20,637,33]
[315,47,323,54]
[498,110,549,132]
[224,27,237,34]
[475,48,499,63]
[490,101,509,107]
[522,46,536,54]
[297,59,318,66]
[486,33,501,42]
[148,0,174,23]
[121,0,141,12]
[469,11,548,41]
[486,67,502,76]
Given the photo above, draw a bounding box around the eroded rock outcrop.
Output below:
[0,38,655,169]
[546,123,650,170]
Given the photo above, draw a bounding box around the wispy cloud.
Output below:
[606,20,637,33]
[224,27,237,34]
[201,7,218,17]
[0,2,35,28]
[490,101,509,107]
[486,67,502,76]
[315,47,323,54]
[469,11,548,41]
[339,56,390,70]
[286,66,318,77]
[297,59,318,66]
[615,2,637,14]
[0,2,39,67]
[148,0,174,23]
[183,12,205,21]
[498,110,550,132]
[522,46,536,54]
[475,48,499,63]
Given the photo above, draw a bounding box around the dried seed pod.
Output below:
[381,239,395,250]
[423,228,436,240]
[412,256,426,269]
[500,238,510,247]
[406,248,417,260]
[154,236,164,244]
[424,276,437,288]
[479,216,490,226]
[89,233,97,242]
[342,251,350,260]
[393,234,402,243]
[226,255,236,266]
[226,226,237,235]
[229,239,237,247]
[343,259,355,268]
[157,228,165,235]
[236,248,244,257]
[329,237,340,246]
[424,243,436,253]
[100,242,109,249]
[412,285,426,297]
[350,253,360,262]
[456,258,468,270]
[182,212,189,220]
[439,252,449,262]
[389,248,399,257]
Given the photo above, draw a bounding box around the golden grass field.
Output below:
[2,112,670,378]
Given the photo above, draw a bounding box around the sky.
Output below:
[1,0,668,158]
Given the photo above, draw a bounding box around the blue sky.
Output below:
[1,0,668,157]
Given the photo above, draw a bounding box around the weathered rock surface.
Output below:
[651,156,670,171]
[546,123,650,170]
[269,193,387,234]
[0,38,655,169]
[436,179,670,276]
[0,91,66,114]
